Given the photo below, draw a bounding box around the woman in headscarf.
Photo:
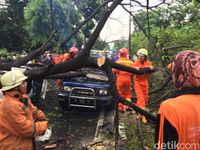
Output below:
[155,50,200,150]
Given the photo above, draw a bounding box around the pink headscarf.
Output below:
[172,50,200,89]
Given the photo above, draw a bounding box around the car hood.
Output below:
[63,77,110,89]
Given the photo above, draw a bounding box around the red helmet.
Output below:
[119,48,129,56]
[68,47,78,54]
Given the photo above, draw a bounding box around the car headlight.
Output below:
[99,89,108,95]
[64,86,71,92]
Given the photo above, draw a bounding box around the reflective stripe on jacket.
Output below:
[113,58,134,76]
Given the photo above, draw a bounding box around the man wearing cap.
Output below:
[133,48,154,124]
[0,69,48,150]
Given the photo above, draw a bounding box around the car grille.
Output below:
[71,88,94,97]
[69,87,96,108]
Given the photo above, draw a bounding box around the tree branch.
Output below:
[130,0,166,9]
[162,45,190,51]
[60,0,112,48]
[121,4,157,49]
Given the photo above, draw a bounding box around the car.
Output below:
[0,66,48,104]
[58,50,114,110]
[22,65,48,103]
[27,77,48,103]
[58,68,113,110]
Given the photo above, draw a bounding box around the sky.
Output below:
[100,2,133,44]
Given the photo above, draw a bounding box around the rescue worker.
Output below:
[133,48,154,124]
[54,46,79,89]
[51,53,61,64]
[113,48,134,111]
[155,50,200,150]
[60,46,78,62]
[0,69,48,150]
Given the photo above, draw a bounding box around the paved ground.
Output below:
[35,90,99,150]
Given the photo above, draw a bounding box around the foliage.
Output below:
[125,116,155,150]
[131,0,200,68]
[112,38,128,50]
[0,0,29,52]
[24,0,82,49]
[73,0,107,39]
[93,38,110,50]
[0,48,9,57]
[23,0,106,50]
[0,48,20,59]
[0,0,108,52]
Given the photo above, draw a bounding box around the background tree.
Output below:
[24,0,83,51]
[112,38,128,50]
[93,38,110,50]
[0,0,28,52]
[24,0,108,52]
[130,0,200,67]
[73,0,107,39]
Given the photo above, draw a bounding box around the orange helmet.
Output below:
[119,48,129,56]
[68,47,78,54]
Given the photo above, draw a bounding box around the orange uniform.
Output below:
[133,60,153,108]
[52,54,61,64]
[113,57,134,110]
[52,53,72,89]
[52,53,72,64]
[0,92,48,149]
[60,53,72,62]
[157,94,200,150]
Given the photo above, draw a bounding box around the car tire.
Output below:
[59,100,69,111]
[105,103,114,111]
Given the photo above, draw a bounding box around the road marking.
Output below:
[94,109,105,142]
[118,122,127,140]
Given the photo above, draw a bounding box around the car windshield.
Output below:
[79,67,109,81]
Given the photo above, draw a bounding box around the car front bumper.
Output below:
[58,91,113,109]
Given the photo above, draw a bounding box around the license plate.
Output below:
[79,99,85,104]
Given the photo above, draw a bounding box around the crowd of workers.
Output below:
[113,47,153,124]
[0,46,200,149]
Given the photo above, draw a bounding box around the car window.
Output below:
[90,50,112,59]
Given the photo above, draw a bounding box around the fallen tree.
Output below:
[0,0,156,127]
[0,0,170,149]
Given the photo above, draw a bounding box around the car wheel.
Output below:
[59,100,69,111]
